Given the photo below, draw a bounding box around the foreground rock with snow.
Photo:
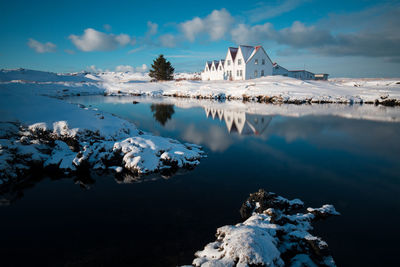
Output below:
[186,189,339,267]
[0,70,204,185]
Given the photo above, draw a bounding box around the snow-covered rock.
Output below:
[187,189,340,267]
[0,69,204,183]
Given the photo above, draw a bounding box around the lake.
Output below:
[1,95,400,267]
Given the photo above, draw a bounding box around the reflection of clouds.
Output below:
[182,124,233,152]
[268,116,400,161]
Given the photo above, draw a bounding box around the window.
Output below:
[238,59,242,65]
[261,70,264,76]
[219,66,222,70]
[237,70,239,76]
[254,70,258,77]
[228,60,231,66]
[255,59,258,64]
[262,59,265,65]
[239,70,242,76]
[212,66,215,71]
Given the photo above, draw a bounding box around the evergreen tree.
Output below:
[149,54,174,81]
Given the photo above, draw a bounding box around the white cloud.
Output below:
[231,23,275,44]
[128,46,146,54]
[246,0,311,22]
[27,38,56,53]
[115,65,134,72]
[159,34,177,48]
[115,64,147,72]
[64,49,75,54]
[103,24,112,31]
[146,21,158,36]
[180,8,234,42]
[69,28,133,52]
[88,65,102,72]
[136,64,148,72]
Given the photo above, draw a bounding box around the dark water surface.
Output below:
[1,96,400,267]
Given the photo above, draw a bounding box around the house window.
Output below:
[262,59,265,65]
[238,59,242,65]
[255,59,258,65]
[254,70,258,77]
[219,66,222,70]
[228,60,231,66]
[239,70,242,76]
[261,70,264,76]
[212,66,215,71]
[237,70,239,76]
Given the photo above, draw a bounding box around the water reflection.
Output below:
[204,107,273,135]
[150,104,175,126]
[2,95,400,266]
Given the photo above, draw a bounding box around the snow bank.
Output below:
[187,189,340,267]
[0,68,93,82]
[1,68,399,105]
[102,75,400,105]
[0,71,204,183]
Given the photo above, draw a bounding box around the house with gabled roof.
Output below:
[201,45,274,81]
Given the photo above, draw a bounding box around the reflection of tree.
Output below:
[150,104,175,126]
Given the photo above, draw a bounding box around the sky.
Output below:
[0,0,399,77]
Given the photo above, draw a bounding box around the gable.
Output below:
[228,47,238,61]
[239,45,255,63]
[247,46,273,65]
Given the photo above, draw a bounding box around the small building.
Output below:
[314,73,329,80]
[288,70,315,80]
[272,63,289,76]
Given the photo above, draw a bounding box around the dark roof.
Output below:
[228,47,238,61]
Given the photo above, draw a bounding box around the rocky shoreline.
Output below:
[109,91,400,106]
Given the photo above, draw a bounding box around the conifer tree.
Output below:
[149,54,174,81]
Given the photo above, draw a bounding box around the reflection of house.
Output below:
[205,107,272,135]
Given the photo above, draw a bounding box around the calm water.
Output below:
[1,96,400,267]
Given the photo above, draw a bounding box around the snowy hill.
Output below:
[0,68,94,82]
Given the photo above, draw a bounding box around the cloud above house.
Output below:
[69,28,133,52]
[245,0,311,22]
[230,3,400,62]
[27,38,56,53]
[179,8,234,42]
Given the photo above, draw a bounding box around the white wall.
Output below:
[233,49,245,81]
[224,50,235,81]
[245,49,273,80]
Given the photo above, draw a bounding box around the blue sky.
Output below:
[0,0,399,77]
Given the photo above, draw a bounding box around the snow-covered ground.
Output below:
[2,68,399,105]
[101,74,400,105]
[185,189,340,267]
[0,69,204,183]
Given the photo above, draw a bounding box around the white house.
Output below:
[201,45,274,81]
